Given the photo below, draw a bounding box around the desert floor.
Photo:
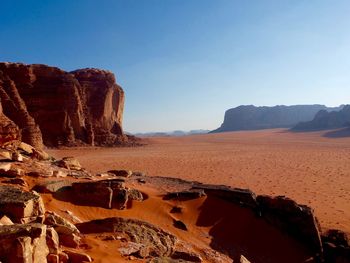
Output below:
[48,129,350,235]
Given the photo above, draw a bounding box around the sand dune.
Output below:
[48,128,350,235]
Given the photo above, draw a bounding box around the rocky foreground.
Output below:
[0,139,349,262]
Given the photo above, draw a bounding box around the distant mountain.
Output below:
[211,105,343,133]
[292,105,350,131]
[132,129,210,137]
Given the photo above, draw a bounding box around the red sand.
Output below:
[48,129,350,235]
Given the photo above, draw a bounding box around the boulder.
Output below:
[17,142,51,160]
[0,223,50,263]
[0,186,45,223]
[32,180,72,193]
[128,188,144,201]
[0,215,14,225]
[55,157,82,171]
[44,211,80,248]
[71,179,140,209]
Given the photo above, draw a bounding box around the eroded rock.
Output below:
[0,62,127,147]
[0,186,45,223]
[192,184,257,209]
[77,217,177,257]
[55,157,82,171]
[71,179,143,209]
[44,211,81,248]
[0,223,49,263]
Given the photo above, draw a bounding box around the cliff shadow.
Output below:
[195,195,315,263]
[323,127,350,138]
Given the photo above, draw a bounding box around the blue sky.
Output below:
[1,1,349,132]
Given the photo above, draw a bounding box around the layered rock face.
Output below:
[212,105,343,133]
[0,62,126,148]
[0,99,21,146]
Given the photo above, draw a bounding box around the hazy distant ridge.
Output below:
[292,105,350,131]
[211,105,343,133]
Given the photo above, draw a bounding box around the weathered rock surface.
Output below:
[55,157,82,171]
[0,186,45,223]
[0,62,127,147]
[71,179,143,209]
[192,184,257,209]
[44,211,81,248]
[32,180,72,193]
[0,223,50,263]
[0,99,20,147]
[77,217,177,258]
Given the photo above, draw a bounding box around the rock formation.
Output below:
[292,105,350,131]
[0,62,127,148]
[1,93,349,262]
[0,99,20,146]
[212,105,343,133]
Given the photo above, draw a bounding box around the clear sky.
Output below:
[1,1,349,132]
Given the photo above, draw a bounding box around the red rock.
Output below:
[0,62,127,148]
[0,99,21,147]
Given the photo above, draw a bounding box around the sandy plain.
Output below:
[48,128,350,236]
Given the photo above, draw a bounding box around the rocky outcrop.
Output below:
[44,211,81,248]
[0,223,50,263]
[77,217,177,258]
[0,62,127,148]
[0,186,45,223]
[71,179,144,209]
[292,105,350,131]
[192,184,258,209]
[212,104,343,133]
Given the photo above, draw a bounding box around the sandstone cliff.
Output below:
[0,99,20,146]
[0,62,126,148]
[211,105,343,133]
[292,105,350,131]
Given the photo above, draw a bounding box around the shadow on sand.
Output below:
[323,127,350,138]
[195,195,315,263]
